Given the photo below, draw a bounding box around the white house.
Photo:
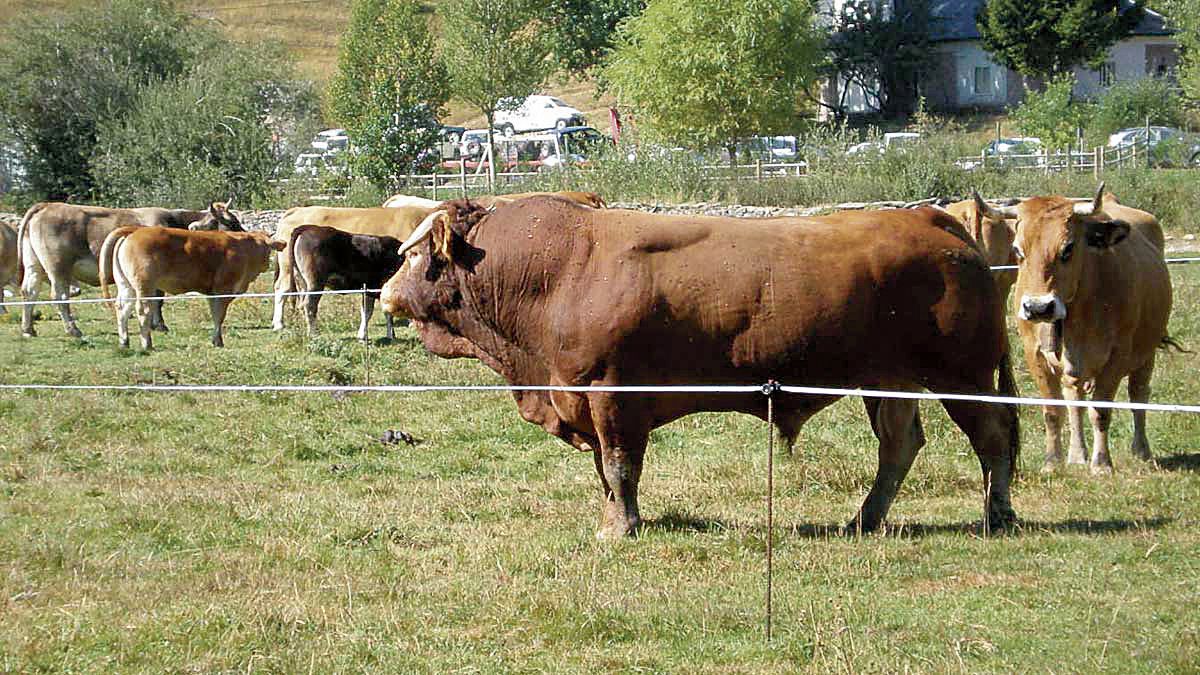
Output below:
[822,0,1178,115]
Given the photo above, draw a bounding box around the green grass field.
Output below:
[2,262,1200,672]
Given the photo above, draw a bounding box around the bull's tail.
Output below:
[287,225,309,293]
[15,202,46,289]
[997,349,1021,482]
[99,226,139,307]
[1160,335,1190,353]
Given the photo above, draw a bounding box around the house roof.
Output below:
[926,0,1173,42]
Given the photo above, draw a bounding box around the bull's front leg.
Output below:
[208,297,232,347]
[849,397,924,533]
[1086,372,1123,474]
[588,392,649,539]
[384,313,395,341]
[357,294,375,342]
[1062,376,1089,466]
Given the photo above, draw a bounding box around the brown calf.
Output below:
[100,226,283,349]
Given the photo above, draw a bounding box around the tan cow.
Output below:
[999,184,1172,472]
[941,194,1021,397]
[271,205,435,330]
[17,201,241,337]
[100,226,283,350]
[471,190,606,209]
[382,194,442,209]
[0,221,18,314]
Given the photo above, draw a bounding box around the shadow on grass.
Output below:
[1156,453,1200,473]
[643,513,1174,540]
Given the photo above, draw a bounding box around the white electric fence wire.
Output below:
[5,257,1200,308]
[0,382,1198,415]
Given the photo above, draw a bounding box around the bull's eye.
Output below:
[1060,241,1074,263]
[1013,243,1025,262]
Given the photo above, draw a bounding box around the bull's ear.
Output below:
[270,240,287,251]
[1085,220,1130,249]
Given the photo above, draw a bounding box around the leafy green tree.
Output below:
[1160,0,1200,101]
[0,0,202,199]
[822,0,938,117]
[976,0,1146,80]
[1012,74,1090,147]
[546,0,645,75]
[440,0,555,185]
[328,0,448,186]
[92,45,297,206]
[602,0,822,159]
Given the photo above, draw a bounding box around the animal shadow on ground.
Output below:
[644,512,1173,540]
[1155,452,1200,473]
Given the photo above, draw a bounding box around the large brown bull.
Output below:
[996,185,1172,472]
[381,197,1019,539]
[17,201,241,337]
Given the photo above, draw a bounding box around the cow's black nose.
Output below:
[1022,298,1055,320]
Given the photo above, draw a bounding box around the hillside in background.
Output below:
[0,0,616,132]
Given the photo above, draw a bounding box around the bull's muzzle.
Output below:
[1019,294,1066,322]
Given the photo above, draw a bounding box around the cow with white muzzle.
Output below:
[990,184,1173,473]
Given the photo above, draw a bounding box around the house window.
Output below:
[1099,62,1116,86]
[973,66,992,96]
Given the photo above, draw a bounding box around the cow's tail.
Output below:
[15,202,46,289]
[1160,335,1190,353]
[287,225,309,293]
[99,226,138,307]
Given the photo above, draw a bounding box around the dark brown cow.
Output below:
[17,201,242,337]
[998,185,1172,472]
[288,224,406,341]
[381,197,1019,539]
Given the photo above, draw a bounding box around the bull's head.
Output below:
[380,200,488,321]
[1010,183,1130,324]
[190,199,245,232]
[968,190,1018,268]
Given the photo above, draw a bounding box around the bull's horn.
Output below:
[225,196,234,210]
[1074,182,1105,215]
[973,190,1018,219]
[398,210,444,255]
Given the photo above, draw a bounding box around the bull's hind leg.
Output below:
[304,285,322,336]
[384,313,395,341]
[1128,357,1156,462]
[587,392,650,539]
[272,251,292,331]
[20,260,45,337]
[136,294,155,350]
[208,297,232,347]
[940,398,1018,531]
[49,268,82,338]
[847,397,925,533]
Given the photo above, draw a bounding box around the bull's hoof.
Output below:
[986,507,1018,533]
[119,339,129,349]
[151,324,169,333]
[22,330,35,338]
[66,326,82,338]
[843,516,884,536]
[1089,462,1114,476]
[595,516,642,540]
[1040,461,1060,474]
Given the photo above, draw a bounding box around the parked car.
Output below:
[294,152,341,177]
[494,95,585,136]
[311,128,350,154]
[1107,126,1200,166]
[439,125,466,144]
[457,129,491,159]
[847,132,921,157]
[528,126,611,169]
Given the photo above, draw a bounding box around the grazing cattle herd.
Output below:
[3,184,1181,537]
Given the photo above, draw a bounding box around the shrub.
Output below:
[92,46,289,206]
[1086,77,1187,145]
[0,0,202,199]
